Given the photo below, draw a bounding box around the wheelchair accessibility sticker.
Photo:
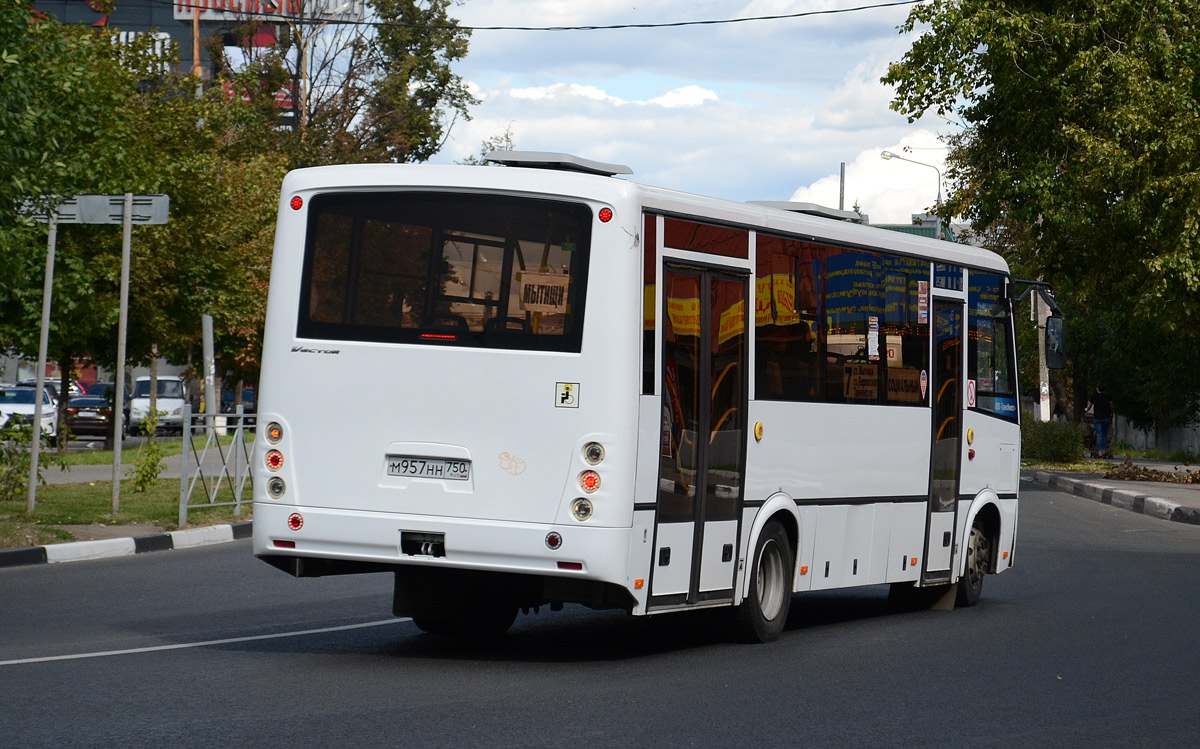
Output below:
[556,382,580,408]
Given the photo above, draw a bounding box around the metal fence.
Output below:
[179,404,254,527]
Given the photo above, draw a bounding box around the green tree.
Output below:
[458,124,517,165]
[0,2,135,349]
[884,0,1200,431]
[0,2,133,233]
[214,0,476,167]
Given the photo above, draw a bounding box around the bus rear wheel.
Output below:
[412,603,518,638]
[956,518,991,607]
[732,521,793,643]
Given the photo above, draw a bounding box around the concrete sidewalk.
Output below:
[40,440,245,485]
[1024,457,1200,525]
[0,521,253,568]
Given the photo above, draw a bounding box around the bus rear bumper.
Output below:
[252,501,633,587]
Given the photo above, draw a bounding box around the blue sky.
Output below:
[426,0,953,224]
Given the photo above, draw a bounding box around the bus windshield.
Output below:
[298,191,593,352]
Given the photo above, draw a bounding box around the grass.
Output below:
[0,478,251,550]
[1021,457,1112,472]
[45,430,252,467]
[1022,442,1200,474]
[1110,442,1198,465]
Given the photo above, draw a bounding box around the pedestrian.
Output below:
[1086,384,1114,458]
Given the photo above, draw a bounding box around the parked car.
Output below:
[85,382,119,400]
[17,378,84,398]
[66,394,113,440]
[127,376,187,434]
[0,386,57,444]
[221,385,256,414]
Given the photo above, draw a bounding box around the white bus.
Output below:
[252,151,1024,642]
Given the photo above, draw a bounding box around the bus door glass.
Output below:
[927,299,963,577]
[652,264,747,605]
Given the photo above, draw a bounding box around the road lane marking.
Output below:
[0,618,410,666]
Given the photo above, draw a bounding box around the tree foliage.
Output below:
[884,0,1200,430]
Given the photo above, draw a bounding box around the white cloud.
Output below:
[432,1,941,214]
[510,83,626,104]
[789,130,949,224]
[649,85,719,108]
[812,58,905,131]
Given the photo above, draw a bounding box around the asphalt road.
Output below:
[2,479,1198,747]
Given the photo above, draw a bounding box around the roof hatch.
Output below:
[748,201,864,223]
[484,150,633,177]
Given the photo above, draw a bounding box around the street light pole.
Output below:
[881,150,942,208]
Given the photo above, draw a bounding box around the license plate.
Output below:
[386,455,471,481]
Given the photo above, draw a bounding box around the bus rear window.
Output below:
[298,191,592,352]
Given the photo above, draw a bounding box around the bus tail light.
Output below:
[557,561,583,571]
[571,497,593,521]
[545,532,562,550]
[265,422,284,444]
[579,470,600,493]
[265,449,284,471]
[583,442,605,465]
[287,513,304,531]
[267,477,286,499]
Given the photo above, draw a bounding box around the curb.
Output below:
[0,521,252,569]
[1027,471,1200,525]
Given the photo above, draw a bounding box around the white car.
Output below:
[127,376,188,434]
[0,386,58,444]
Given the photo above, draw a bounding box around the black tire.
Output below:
[412,603,518,638]
[956,518,992,607]
[732,521,793,643]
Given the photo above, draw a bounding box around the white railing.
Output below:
[179,404,254,527]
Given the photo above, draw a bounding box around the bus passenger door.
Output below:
[650,264,748,607]
[925,300,963,581]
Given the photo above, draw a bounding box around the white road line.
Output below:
[0,618,410,666]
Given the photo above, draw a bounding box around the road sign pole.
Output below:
[111,193,134,515]
[16,193,168,516]
[26,216,57,515]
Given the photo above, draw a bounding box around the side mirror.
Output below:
[1045,315,1066,369]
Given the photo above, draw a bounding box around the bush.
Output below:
[0,415,62,504]
[1022,416,1085,462]
[127,411,166,492]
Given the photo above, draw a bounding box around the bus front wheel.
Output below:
[732,521,793,643]
[956,518,991,607]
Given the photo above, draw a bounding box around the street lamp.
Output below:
[881,150,942,208]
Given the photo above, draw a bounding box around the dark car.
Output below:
[85,382,119,400]
[221,385,256,414]
[66,394,113,439]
